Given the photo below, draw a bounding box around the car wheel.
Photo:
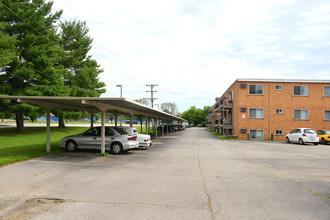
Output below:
[286,137,290,143]
[111,142,123,154]
[65,140,77,152]
[314,143,318,146]
[321,138,327,145]
[299,138,304,145]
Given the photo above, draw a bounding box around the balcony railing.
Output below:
[219,98,233,109]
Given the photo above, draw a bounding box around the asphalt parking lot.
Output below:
[0,127,329,219]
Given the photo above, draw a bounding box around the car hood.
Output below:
[60,134,82,140]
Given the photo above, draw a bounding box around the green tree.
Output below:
[55,19,105,127]
[0,22,16,68]
[0,0,66,132]
[181,105,211,126]
[0,22,16,120]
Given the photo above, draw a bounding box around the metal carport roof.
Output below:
[0,95,186,153]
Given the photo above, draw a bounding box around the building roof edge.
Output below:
[237,78,330,83]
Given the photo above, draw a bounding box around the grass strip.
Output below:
[0,127,87,167]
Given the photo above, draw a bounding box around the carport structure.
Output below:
[0,96,186,154]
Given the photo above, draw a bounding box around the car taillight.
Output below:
[302,133,307,137]
[144,139,150,142]
[128,137,135,140]
[316,134,318,137]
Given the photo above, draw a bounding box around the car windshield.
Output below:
[114,127,128,135]
[83,127,99,136]
[304,129,316,134]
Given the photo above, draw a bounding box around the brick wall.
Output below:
[218,80,330,141]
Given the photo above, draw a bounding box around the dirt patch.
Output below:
[1,198,64,220]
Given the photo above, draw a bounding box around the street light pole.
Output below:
[116,85,122,98]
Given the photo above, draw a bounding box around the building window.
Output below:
[249,129,264,139]
[294,109,308,120]
[249,84,263,95]
[324,86,330,97]
[325,110,330,121]
[275,109,283,114]
[293,85,308,96]
[249,108,264,119]
[275,130,283,135]
[275,85,282,90]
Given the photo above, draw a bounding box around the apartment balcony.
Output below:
[219,99,233,110]
[220,119,233,129]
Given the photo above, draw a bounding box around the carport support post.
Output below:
[162,123,164,136]
[91,113,94,128]
[46,108,51,152]
[101,111,106,154]
[155,118,158,139]
[167,123,169,135]
[81,100,109,154]
[130,113,133,127]
[114,114,118,127]
[146,116,149,135]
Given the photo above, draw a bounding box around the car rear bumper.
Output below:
[123,141,139,151]
[139,141,152,147]
[302,137,318,143]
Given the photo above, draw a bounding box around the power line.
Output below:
[60,0,146,85]
[1,1,137,93]
[0,2,105,90]
[146,84,158,108]
[0,51,96,97]
[0,2,108,97]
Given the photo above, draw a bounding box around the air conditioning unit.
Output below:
[240,84,246,88]
[241,128,247,133]
[240,107,246,112]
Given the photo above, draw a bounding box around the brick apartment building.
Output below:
[206,79,330,141]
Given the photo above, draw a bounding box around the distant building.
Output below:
[206,79,330,140]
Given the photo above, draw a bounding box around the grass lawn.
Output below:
[135,126,155,134]
[0,127,87,167]
[206,128,237,140]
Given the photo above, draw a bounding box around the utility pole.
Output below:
[146,84,158,108]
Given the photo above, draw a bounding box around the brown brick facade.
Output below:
[207,79,330,140]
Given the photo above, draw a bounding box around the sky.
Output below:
[51,0,330,113]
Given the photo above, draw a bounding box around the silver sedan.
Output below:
[59,126,139,154]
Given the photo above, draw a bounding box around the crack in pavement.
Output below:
[197,143,215,220]
[239,150,330,200]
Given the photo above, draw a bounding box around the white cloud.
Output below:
[52,0,330,112]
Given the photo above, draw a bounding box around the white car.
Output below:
[59,126,139,154]
[118,126,152,148]
[286,128,319,145]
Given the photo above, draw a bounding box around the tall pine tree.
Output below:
[55,19,105,127]
[0,0,67,132]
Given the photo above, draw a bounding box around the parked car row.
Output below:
[286,128,330,145]
[59,126,152,154]
[174,125,186,131]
